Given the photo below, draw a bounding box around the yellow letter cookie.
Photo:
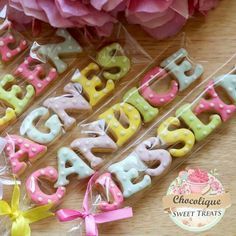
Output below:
[157,116,195,157]
[71,63,114,106]
[99,103,141,147]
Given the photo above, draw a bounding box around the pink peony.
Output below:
[190,0,219,15]
[1,0,219,39]
[5,0,125,36]
[126,0,189,39]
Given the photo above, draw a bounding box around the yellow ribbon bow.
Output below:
[0,184,54,236]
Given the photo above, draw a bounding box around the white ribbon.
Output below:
[0,137,20,199]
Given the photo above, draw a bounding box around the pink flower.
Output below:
[5,0,125,37]
[189,0,219,15]
[126,0,189,40]
[1,0,219,39]
[188,169,209,183]
[210,181,221,191]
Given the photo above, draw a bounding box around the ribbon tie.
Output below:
[56,175,133,236]
[0,137,20,199]
[0,184,54,236]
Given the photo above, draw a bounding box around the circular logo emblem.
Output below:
[163,168,231,232]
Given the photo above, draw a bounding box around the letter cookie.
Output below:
[99,103,141,147]
[43,83,91,130]
[95,173,124,211]
[20,107,62,144]
[135,137,172,176]
[70,120,118,168]
[195,80,236,122]
[140,67,179,107]
[26,167,66,206]
[0,33,27,62]
[160,48,203,91]
[4,135,47,176]
[176,103,222,141]
[214,74,236,103]
[0,74,35,115]
[108,153,151,198]
[71,63,114,106]
[96,43,131,81]
[15,56,58,96]
[55,147,94,187]
[157,117,195,157]
[123,87,158,123]
[38,29,82,73]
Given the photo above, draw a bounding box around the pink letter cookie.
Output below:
[0,33,27,62]
[15,56,58,96]
[195,80,236,122]
[95,173,124,211]
[4,135,47,177]
[140,67,178,107]
[26,166,66,206]
[135,137,172,176]
[71,120,118,168]
[43,83,91,130]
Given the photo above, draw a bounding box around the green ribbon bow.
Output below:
[0,184,54,236]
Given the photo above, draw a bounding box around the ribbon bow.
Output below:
[0,184,54,236]
[56,175,133,236]
[0,137,21,199]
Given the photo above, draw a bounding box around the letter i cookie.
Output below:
[15,56,58,96]
[26,167,66,206]
[0,33,27,62]
[4,135,47,176]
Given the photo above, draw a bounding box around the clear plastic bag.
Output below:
[61,53,236,235]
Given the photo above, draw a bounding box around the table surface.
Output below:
[3,1,236,236]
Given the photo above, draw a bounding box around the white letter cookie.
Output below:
[135,137,172,176]
[20,106,62,144]
[71,120,118,168]
[108,153,151,198]
[55,147,94,187]
[160,48,203,91]
[43,83,91,130]
[38,29,82,74]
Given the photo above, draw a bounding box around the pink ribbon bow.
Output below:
[56,174,133,236]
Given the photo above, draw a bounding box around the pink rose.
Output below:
[126,0,189,40]
[188,169,209,183]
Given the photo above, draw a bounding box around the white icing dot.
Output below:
[226,109,231,114]
[17,67,23,73]
[0,41,4,46]
[6,52,12,58]
[29,75,34,80]
[31,148,37,152]
[38,197,43,202]
[16,47,21,52]
[37,83,42,88]
[49,169,54,175]
[24,143,30,148]
[149,94,154,98]
[210,103,215,107]
[160,98,165,103]
[40,169,45,175]
[200,104,204,109]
